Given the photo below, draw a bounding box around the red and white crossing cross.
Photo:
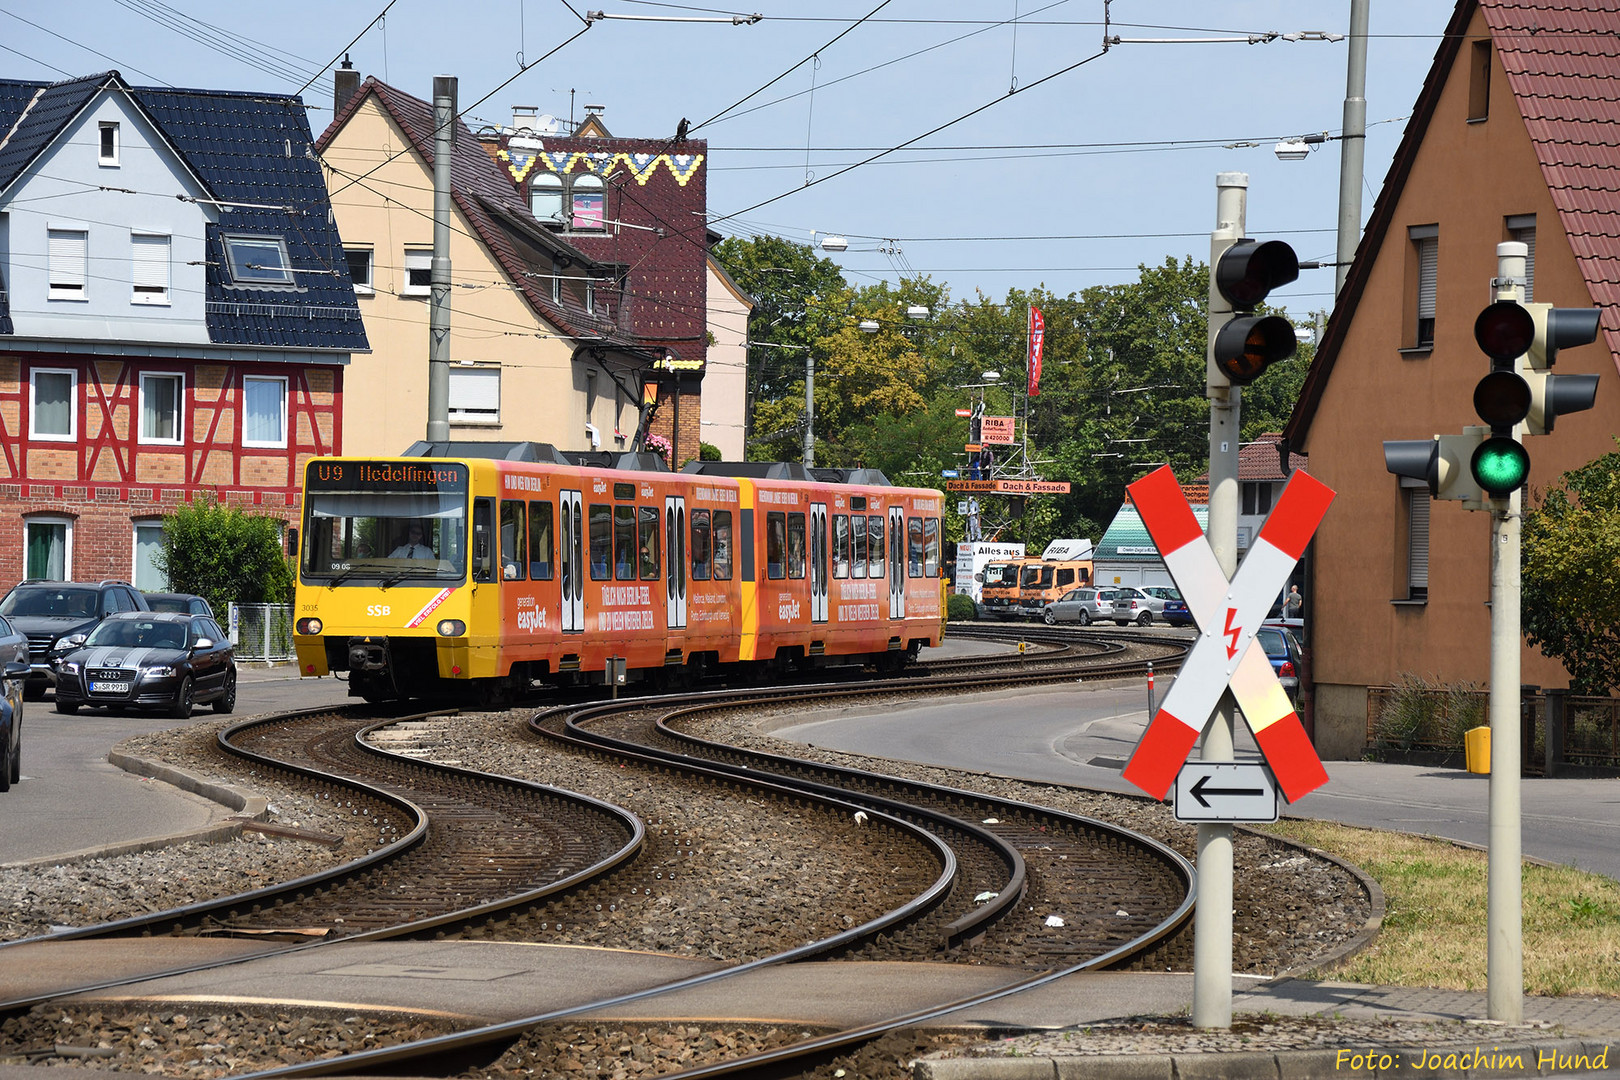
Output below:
[1120,466,1334,804]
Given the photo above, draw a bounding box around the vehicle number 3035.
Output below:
[366,605,392,617]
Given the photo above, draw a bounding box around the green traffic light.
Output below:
[1470,436,1529,496]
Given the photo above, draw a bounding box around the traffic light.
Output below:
[1211,239,1299,385]
[1522,302,1601,434]
[1469,301,1534,497]
[1383,429,1485,502]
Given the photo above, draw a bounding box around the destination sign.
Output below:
[307,460,469,493]
[945,479,1072,494]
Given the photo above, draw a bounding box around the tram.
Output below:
[291,444,948,702]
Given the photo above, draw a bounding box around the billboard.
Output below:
[981,416,1016,444]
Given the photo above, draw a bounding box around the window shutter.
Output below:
[449,367,500,421]
[1406,490,1430,592]
[49,229,87,290]
[1417,238,1438,320]
[132,234,170,293]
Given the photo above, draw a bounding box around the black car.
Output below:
[52,611,236,718]
[0,580,149,699]
[0,613,28,792]
[143,593,214,618]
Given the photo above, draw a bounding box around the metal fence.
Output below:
[1366,682,1620,776]
[228,602,294,665]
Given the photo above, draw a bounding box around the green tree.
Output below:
[153,496,295,616]
[1522,448,1620,694]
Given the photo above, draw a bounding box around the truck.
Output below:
[1016,538,1097,616]
[953,541,1026,604]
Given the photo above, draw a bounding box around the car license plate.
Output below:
[90,681,129,694]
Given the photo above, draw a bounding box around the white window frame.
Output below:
[531,173,564,224]
[99,121,119,166]
[1410,224,1438,349]
[29,367,77,442]
[223,235,294,287]
[570,173,605,231]
[138,371,184,445]
[132,519,167,592]
[131,232,171,305]
[48,227,88,301]
[402,248,432,297]
[345,247,374,296]
[24,516,74,582]
[242,374,288,448]
[449,366,501,425]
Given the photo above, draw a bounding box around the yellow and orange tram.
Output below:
[292,445,947,702]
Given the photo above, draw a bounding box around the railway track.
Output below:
[0,632,1203,1078]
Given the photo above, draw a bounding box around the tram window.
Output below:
[867,515,885,578]
[907,517,925,578]
[832,514,850,579]
[924,518,940,578]
[589,504,612,580]
[472,499,495,583]
[713,510,733,580]
[529,501,554,580]
[766,512,786,580]
[500,500,526,580]
[787,513,807,579]
[691,509,712,581]
[850,515,867,579]
[638,505,660,581]
[614,506,637,581]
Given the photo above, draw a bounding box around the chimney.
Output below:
[512,105,538,134]
[334,54,360,116]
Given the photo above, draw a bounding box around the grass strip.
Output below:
[1256,820,1620,997]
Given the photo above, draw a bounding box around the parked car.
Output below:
[52,611,236,718]
[143,593,214,618]
[1160,594,1193,627]
[1255,624,1303,704]
[0,580,149,699]
[1041,586,1118,625]
[1111,586,1170,626]
[0,613,28,792]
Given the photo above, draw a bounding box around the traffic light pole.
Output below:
[1486,243,1525,1024]
[1194,172,1247,1029]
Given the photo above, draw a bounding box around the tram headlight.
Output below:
[296,617,323,635]
[436,619,466,637]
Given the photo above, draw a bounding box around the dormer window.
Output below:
[224,236,294,287]
[531,173,564,224]
[99,122,119,166]
[571,174,604,230]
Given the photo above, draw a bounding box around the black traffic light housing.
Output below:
[1469,301,1534,497]
[1211,239,1299,386]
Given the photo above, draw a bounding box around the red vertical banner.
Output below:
[1027,305,1045,398]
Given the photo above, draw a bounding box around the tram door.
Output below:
[810,502,828,623]
[888,505,906,619]
[560,490,584,632]
[665,495,687,630]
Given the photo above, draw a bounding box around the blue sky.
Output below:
[1,0,1455,320]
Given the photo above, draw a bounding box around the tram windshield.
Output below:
[301,490,469,582]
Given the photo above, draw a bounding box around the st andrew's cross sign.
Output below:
[1121,466,1333,804]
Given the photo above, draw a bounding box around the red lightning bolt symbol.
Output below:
[1223,607,1241,659]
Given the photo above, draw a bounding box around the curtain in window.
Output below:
[33,371,72,436]
[26,522,66,581]
[243,378,285,444]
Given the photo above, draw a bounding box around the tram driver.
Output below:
[390,522,435,559]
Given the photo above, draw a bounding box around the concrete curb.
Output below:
[0,753,269,871]
[914,1037,1613,1079]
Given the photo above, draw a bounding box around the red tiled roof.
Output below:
[1284,0,1620,447]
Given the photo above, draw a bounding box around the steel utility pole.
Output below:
[803,350,815,468]
[1194,171,1247,1028]
[1487,241,1526,1025]
[1335,0,1368,296]
[426,76,456,443]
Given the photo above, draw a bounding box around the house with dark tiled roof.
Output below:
[315,75,673,461]
[0,71,365,590]
[1280,0,1620,757]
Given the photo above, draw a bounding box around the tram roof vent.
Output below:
[809,467,893,486]
[561,451,670,472]
[680,461,813,480]
[401,440,570,463]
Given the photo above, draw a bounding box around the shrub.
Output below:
[152,495,294,616]
[1372,673,1486,750]
[946,592,979,621]
[699,441,723,461]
